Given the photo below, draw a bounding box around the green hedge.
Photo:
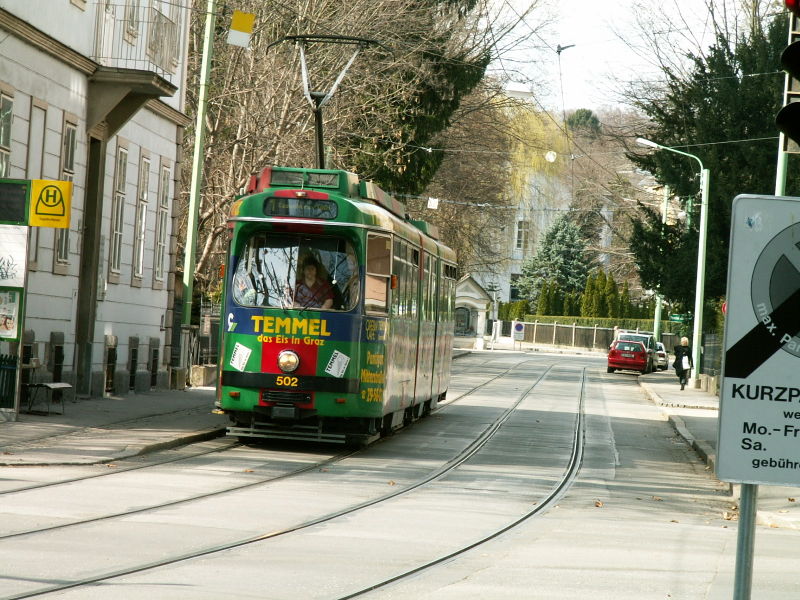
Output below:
[519,314,682,334]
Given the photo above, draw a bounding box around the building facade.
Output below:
[472,172,571,305]
[0,0,191,409]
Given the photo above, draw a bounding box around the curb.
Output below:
[0,426,227,467]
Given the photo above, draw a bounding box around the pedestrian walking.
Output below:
[673,337,693,390]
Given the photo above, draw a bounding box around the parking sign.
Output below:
[718,194,800,485]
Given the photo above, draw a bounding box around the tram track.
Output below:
[0,355,519,499]
[2,360,565,600]
[0,360,539,543]
[339,366,587,599]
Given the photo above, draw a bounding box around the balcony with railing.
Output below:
[87,2,181,136]
[93,2,181,80]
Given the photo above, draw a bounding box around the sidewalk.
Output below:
[639,370,800,530]
[0,386,225,466]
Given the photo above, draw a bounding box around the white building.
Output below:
[0,0,191,407]
[472,171,571,305]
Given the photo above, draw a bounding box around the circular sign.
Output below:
[514,322,524,332]
[750,221,800,358]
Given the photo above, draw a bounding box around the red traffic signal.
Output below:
[789,0,800,15]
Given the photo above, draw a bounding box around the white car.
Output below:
[656,342,668,370]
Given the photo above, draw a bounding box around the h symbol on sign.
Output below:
[35,185,65,216]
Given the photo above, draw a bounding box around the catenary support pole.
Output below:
[775,133,788,196]
[690,169,710,385]
[182,0,217,326]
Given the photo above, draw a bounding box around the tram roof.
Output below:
[238,165,444,243]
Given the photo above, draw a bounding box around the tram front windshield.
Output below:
[232,233,360,311]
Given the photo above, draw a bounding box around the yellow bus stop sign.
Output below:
[29,179,71,228]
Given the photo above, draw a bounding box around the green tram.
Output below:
[217,166,458,445]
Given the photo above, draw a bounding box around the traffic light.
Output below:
[777,2,800,148]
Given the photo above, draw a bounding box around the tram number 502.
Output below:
[276,376,299,387]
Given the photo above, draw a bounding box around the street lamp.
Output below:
[636,137,710,387]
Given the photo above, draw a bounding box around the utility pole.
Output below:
[181,0,217,372]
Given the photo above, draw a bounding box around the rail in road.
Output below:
[0,356,588,599]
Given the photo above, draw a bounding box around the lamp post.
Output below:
[636,138,710,387]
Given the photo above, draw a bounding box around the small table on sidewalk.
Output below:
[24,382,72,415]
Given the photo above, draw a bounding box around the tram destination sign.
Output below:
[718,194,800,485]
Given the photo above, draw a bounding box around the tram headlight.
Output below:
[277,350,300,373]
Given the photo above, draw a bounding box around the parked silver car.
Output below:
[656,342,668,370]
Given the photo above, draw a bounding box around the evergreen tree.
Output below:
[351,0,491,194]
[518,215,593,308]
[566,108,601,139]
[605,274,619,318]
[581,273,595,316]
[537,281,550,315]
[551,285,564,316]
[592,270,608,317]
[628,13,794,307]
[620,281,632,318]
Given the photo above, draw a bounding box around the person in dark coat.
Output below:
[673,336,693,390]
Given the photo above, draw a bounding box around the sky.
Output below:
[495,0,716,112]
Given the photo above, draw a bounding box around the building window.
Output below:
[133,157,150,280]
[110,146,128,275]
[510,273,522,301]
[55,119,77,266]
[154,164,170,281]
[515,220,529,251]
[0,94,12,177]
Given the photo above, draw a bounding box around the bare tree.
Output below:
[181,0,548,295]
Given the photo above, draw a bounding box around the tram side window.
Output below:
[366,234,391,313]
[392,239,404,316]
[428,256,436,320]
[410,248,419,318]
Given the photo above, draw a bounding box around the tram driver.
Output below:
[294,256,334,309]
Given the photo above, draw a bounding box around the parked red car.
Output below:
[607,340,648,374]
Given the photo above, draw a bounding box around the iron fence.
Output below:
[0,354,16,409]
[94,2,182,79]
[702,333,723,377]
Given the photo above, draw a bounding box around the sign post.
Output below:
[512,321,524,349]
[718,194,800,598]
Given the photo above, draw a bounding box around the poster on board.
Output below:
[0,288,21,340]
[0,225,27,288]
